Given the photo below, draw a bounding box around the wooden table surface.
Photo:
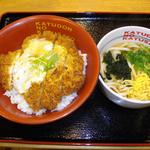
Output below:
[0,0,150,15]
[0,0,150,149]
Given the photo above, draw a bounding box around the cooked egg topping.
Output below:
[12,38,60,94]
[127,72,150,100]
[23,38,53,56]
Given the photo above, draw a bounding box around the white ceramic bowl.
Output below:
[97,26,150,108]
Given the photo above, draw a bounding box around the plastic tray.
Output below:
[0,12,150,146]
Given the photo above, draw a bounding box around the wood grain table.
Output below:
[0,0,150,15]
[0,0,150,149]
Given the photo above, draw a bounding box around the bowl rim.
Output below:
[97,25,150,50]
[0,15,100,124]
[97,25,150,104]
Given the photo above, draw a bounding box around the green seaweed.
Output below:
[103,52,131,80]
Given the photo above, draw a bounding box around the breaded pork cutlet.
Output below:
[21,31,57,111]
[40,69,63,110]
[23,32,85,111]
[25,57,84,111]
[0,50,21,90]
[40,56,84,110]
[61,52,84,95]
[54,33,85,95]
[24,83,43,111]
[24,70,63,111]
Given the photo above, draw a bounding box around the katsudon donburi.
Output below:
[0,31,87,115]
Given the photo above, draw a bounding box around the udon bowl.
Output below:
[97,26,150,109]
[0,15,99,124]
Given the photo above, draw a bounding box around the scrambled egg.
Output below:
[13,38,53,94]
[127,72,150,100]
[0,31,85,111]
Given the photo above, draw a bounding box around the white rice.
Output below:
[4,51,87,116]
[4,89,77,116]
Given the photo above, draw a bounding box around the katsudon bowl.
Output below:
[0,15,99,124]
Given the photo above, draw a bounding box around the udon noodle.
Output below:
[101,42,150,101]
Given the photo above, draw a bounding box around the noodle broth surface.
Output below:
[101,42,150,101]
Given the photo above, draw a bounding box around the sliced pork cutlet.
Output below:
[19,32,85,111]
[0,50,22,90]
[22,31,58,111]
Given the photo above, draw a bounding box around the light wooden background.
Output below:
[0,0,150,15]
[0,0,150,149]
